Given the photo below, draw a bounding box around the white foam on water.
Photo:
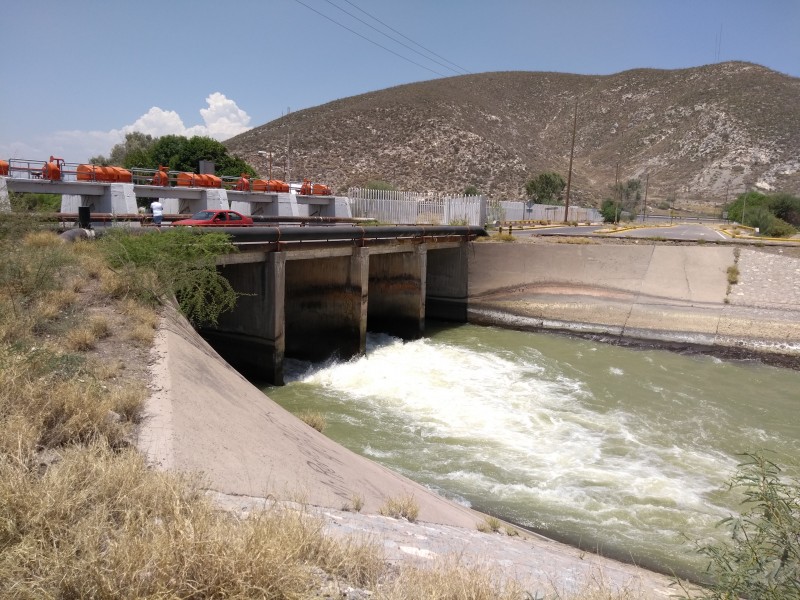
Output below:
[294,336,731,522]
[273,330,800,575]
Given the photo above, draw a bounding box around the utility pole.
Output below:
[257,150,273,180]
[742,192,748,225]
[563,97,578,223]
[643,173,649,221]
[614,128,624,224]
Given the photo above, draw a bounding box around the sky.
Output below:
[1,0,798,164]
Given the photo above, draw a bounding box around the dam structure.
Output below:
[208,236,800,384]
[203,226,480,384]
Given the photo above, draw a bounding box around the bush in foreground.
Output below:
[691,452,800,600]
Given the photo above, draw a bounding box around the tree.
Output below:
[768,193,800,227]
[90,133,256,177]
[90,132,156,168]
[600,198,622,223]
[124,134,256,177]
[524,172,566,204]
[464,185,480,196]
[610,179,642,216]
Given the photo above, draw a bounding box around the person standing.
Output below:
[150,199,164,228]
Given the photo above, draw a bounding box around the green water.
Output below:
[260,323,800,579]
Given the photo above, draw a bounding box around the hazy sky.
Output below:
[2,0,798,163]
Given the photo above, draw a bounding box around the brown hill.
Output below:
[225,62,800,211]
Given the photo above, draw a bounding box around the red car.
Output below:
[172,209,254,227]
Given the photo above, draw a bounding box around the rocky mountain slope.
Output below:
[225,62,800,210]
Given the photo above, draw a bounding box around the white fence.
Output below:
[348,188,487,226]
[494,201,601,223]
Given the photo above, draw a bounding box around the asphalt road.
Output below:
[511,223,728,242]
[607,223,729,241]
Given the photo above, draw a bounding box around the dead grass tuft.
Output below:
[22,230,63,248]
[379,493,419,522]
[342,492,364,513]
[477,515,502,533]
[87,315,112,339]
[299,410,327,432]
[65,327,98,351]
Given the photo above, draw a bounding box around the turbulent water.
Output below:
[260,323,800,578]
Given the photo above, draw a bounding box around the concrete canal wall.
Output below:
[467,242,800,365]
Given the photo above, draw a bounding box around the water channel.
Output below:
[259,323,800,580]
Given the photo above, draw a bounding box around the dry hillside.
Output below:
[226,62,800,211]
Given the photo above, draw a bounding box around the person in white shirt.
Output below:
[150,200,164,227]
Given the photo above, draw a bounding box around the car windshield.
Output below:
[191,211,215,220]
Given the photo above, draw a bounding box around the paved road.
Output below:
[607,223,728,241]
[510,223,729,242]
[513,225,603,236]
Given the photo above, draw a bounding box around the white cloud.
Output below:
[120,107,188,138]
[196,92,251,139]
[0,93,252,163]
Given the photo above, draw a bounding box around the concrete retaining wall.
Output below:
[467,243,800,364]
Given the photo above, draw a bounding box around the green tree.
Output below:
[600,198,622,223]
[90,133,256,177]
[524,172,566,204]
[610,179,642,216]
[146,135,256,177]
[726,191,769,225]
[90,132,157,168]
[464,185,480,196]
[769,193,800,227]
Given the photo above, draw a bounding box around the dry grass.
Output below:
[299,409,327,432]
[726,265,740,285]
[379,494,420,522]
[0,444,385,597]
[342,492,365,513]
[477,515,503,533]
[0,232,394,599]
[119,299,158,345]
[489,232,516,242]
[380,558,526,600]
[552,236,596,244]
[65,326,98,351]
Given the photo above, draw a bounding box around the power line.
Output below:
[293,0,449,77]
[321,0,467,76]
[340,0,470,75]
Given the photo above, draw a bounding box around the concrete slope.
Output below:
[137,303,485,529]
[137,302,685,599]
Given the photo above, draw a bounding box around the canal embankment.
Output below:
[468,241,800,366]
[137,301,683,599]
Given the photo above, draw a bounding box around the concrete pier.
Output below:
[367,246,426,338]
[284,250,369,363]
[201,253,286,384]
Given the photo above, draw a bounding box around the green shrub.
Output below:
[765,217,796,238]
[98,229,238,325]
[9,191,62,212]
[692,453,800,600]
